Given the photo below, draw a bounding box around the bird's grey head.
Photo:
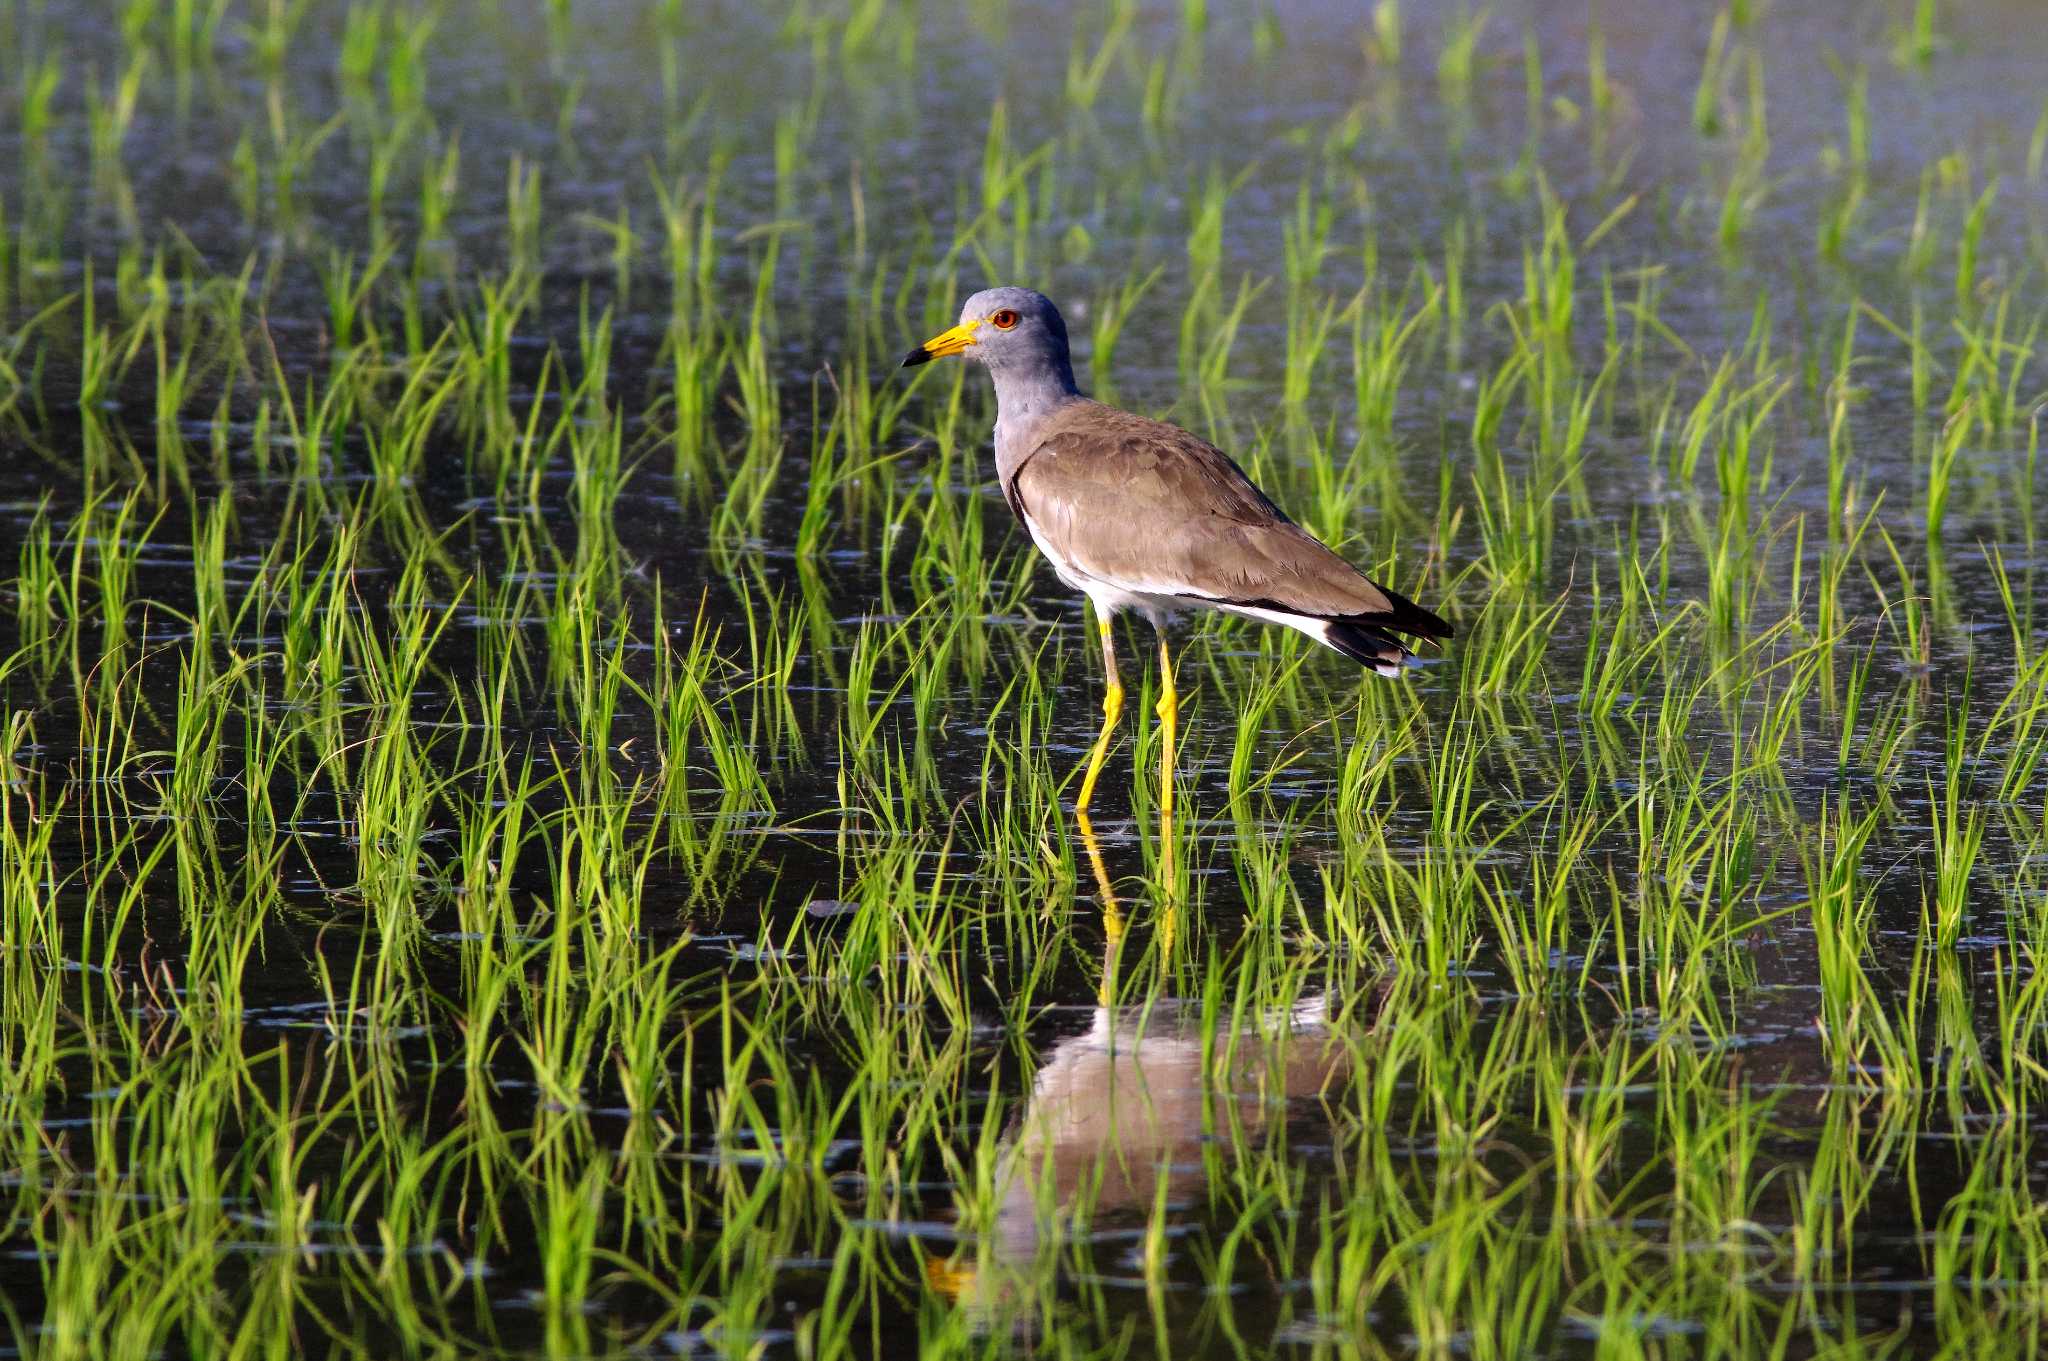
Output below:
[902,286,1078,393]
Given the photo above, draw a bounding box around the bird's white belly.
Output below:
[1019,508,1186,627]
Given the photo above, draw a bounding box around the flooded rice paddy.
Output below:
[3,0,2048,1356]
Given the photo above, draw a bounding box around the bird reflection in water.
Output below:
[927,812,1362,1323]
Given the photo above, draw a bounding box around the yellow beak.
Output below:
[902,318,983,367]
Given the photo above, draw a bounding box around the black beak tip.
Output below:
[901,347,932,368]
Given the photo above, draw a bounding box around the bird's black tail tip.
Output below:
[1320,620,1417,677]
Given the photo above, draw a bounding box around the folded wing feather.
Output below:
[1008,401,1450,639]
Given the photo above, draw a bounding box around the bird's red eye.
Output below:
[989,309,1020,330]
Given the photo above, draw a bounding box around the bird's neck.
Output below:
[989,359,1082,476]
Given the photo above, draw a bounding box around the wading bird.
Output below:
[905,286,1450,825]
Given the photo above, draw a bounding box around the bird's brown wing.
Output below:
[1008,402,1450,638]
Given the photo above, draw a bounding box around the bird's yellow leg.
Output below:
[1077,810,1122,1004]
[1155,631,1178,876]
[1075,612,1124,813]
[1079,813,1119,930]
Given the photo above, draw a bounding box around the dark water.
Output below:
[3,1,2048,1356]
